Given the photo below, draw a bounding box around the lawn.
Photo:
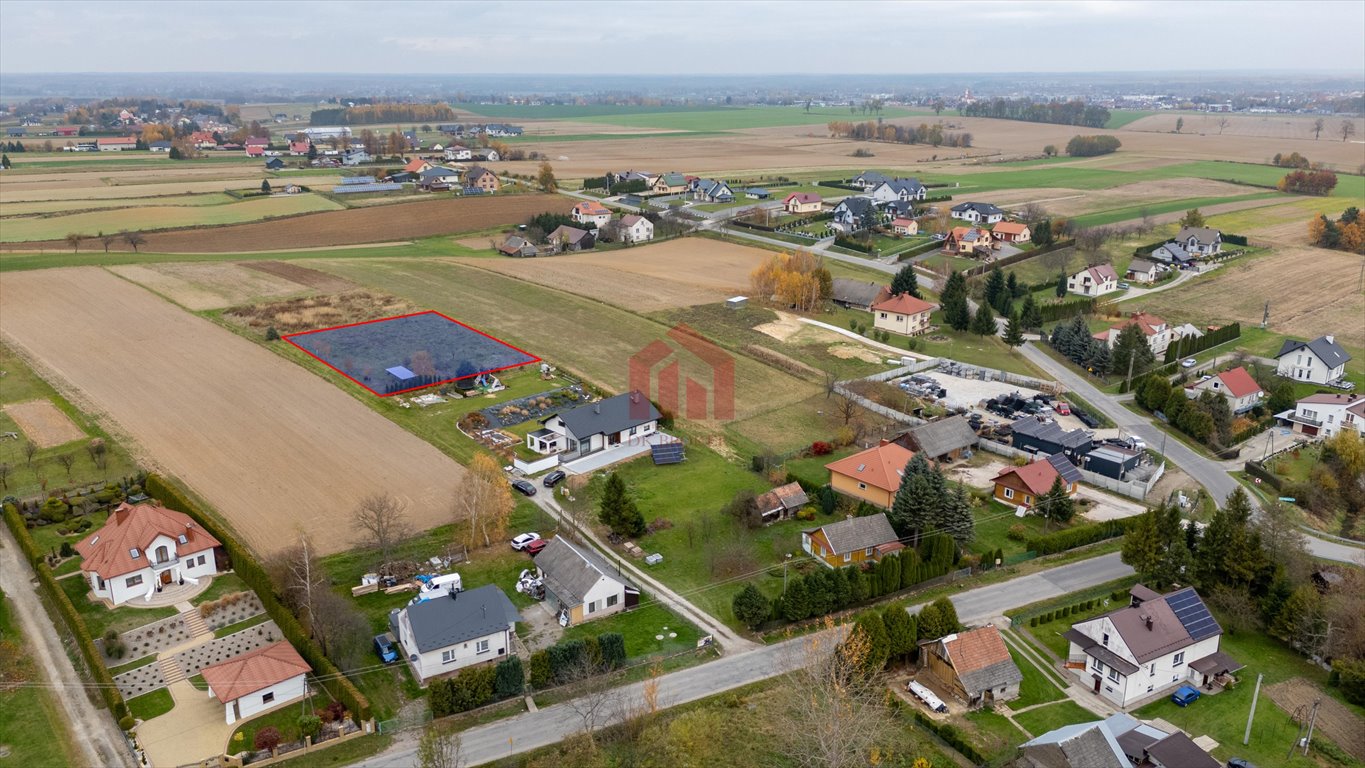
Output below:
[252,732,394,768]
[191,571,251,606]
[1007,645,1068,710]
[0,592,82,767]
[0,193,345,242]
[961,708,1030,762]
[127,687,176,721]
[971,501,1058,560]
[1011,700,1095,737]
[214,612,271,638]
[231,696,320,751]
[29,508,108,553]
[108,653,159,676]
[560,601,701,658]
[1024,599,1122,660]
[57,565,179,637]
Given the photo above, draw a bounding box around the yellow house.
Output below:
[652,172,688,194]
[825,440,916,508]
[872,293,937,337]
[892,217,919,236]
[802,512,903,569]
[783,192,823,214]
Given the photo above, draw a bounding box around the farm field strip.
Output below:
[106,261,318,311]
[1,193,345,242]
[0,174,344,203]
[1,192,238,216]
[0,267,466,556]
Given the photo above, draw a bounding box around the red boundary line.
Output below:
[281,310,540,397]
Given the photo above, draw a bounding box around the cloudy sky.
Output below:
[1,0,1361,75]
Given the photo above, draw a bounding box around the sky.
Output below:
[1,0,1362,75]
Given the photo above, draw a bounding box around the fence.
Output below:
[978,440,1162,501]
[833,381,925,425]
[513,454,559,475]
[936,358,1061,394]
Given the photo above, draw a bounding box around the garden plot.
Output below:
[1265,678,1365,762]
[103,613,195,662]
[2,399,84,447]
[198,591,264,631]
[113,662,167,700]
[479,386,591,428]
[169,620,283,679]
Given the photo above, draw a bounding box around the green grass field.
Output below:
[560,601,701,658]
[1,193,344,242]
[458,103,931,131]
[1105,110,1156,129]
[0,592,82,767]
[1011,700,1095,737]
[57,569,179,637]
[1068,191,1287,229]
[2,192,238,216]
[127,687,176,721]
[1007,646,1067,710]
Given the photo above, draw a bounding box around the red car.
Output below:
[1054,401,1071,416]
[524,539,548,556]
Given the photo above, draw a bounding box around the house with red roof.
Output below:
[991,221,1031,244]
[992,454,1079,508]
[190,131,218,149]
[96,136,138,151]
[1185,366,1263,414]
[944,226,993,256]
[571,200,613,228]
[1093,312,1176,357]
[783,192,823,214]
[872,293,937,337]
[288,140,311,156]
[825,440,916,508]
[921,625,1023,709]
[1066,264,1120,297]
[892,217,919,236]
[200,641,311,724]
[74,502,223,606]
[244,145,265,157]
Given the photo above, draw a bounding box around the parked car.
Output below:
[510,532,541,550]
[543,470,566,488]
[373,633,398,663]
[511,478,537,496]
[1226,759,1258,768]
[1170,685,1201,707]
[1182,358,1197,368]
[1053,401,1071,416]
[524,538,548,556]
[1118,281,1131,290]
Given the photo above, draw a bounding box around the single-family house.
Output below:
[403,157,433,174]
[190,131,218,149]
[1173,226,1222,256]
[891,217,919,236]
[991,221,1031,243]
[264,157,285,170]
[881,199,916,219]
[536,537,639,626]
[852,170,892,191]
[341,149,371,166]
[245,144,266,157]
[1125,258,1161,284]
[1276,392,1365,438]
[1149,241,1195,266]
[692,178,735,203]
[652,172,688,195]
[571,200,613,228]
[898,415,978,462]
[756,482,810,523]
[288,140,311,156]
[803,512,902,569]
[1020,713,1220,768]
[745,187,771,200]
[872,292,937,337]
[830,278,891,311]
[5,126,25,137]
[51,126,81,137]
[497,234,539,258]
[1184,366,1263,414]
[1093,312,1175,357]
[618,214,654,243]
[418,166,461,190]
[1067,264,1121,297]
[831,196,878,232]
[547,225,596,252]
[608,169,656,186]
[402,129,420,149]
[244,136,269,151]
[471,148,501,162]
[388,584,520,684]
[463,166,501,193]
[148,141,172,153]
[1010,417,1094,461]
[783,192,823,214]
[444,145,473,161]
[992,454,1080,509]
[96,136,137,151]
[1275,334,1352,384]
[527,390,659,460]
[950,202,1005,225]
[868,178,928,203]
[75,501,223,607]
[825,440,916,508]
[920,625,1023,709]
[200,641,311,725]
[943,226,993,256]
[1064,584,1242,708]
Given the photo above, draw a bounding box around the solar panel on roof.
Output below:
[1167,589,1220,641]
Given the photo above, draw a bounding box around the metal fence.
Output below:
[978,439,1162,502]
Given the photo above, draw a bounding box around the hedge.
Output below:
[1037,296,1098,323]
[834,235,875,253]
[817,180,862,191]
[895,239,943,261]
[1243,460,1284,491]
[1229,416,1275,445]
[1222,233,1249,246]
[908,709,988,764]
[143,475,371,722]
[2,502,128,721]
[1163,322,1240,363]
[1024,516,1141,555]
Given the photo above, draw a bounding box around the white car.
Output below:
[1181,358,1197,368]
[510,532,541,551]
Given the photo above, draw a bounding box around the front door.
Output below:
[160,570,172,585]
[1093,676,1102,693]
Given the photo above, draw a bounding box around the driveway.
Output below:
[137,680,237,767]
[1075,486,1147,521]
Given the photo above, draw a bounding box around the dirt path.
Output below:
[0,525,136,768]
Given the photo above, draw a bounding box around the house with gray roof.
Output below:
[852,170,892,190]
[868,178,928,203]
[950,201,1005,224]
[1150,241,1195,265]
[899,415,979,462]
[388,584,520,684]
[920,625,1022,709]
[1010,416,1094,461]
[802,512,902,569]
[830,278,891,310]
[528,390,661,460]
[831,195,879,232]
[1275,334,1353,385]
[1020,713,1218,768]
[691,178,735,203]
[534,537,638,626]
[1173,226,1222,255]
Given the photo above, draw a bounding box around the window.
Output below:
[261,692,275,704]
[1003,487,1014,500]
[1107,668,1119,682]
[896,315,904,322]
[1149,664,1156,676]
[129,548,140,560]
[199,555,208,566]
[442,650,457,664]
[476,639,490,655]
[879,312,887,319]
[606,594,618,607]
[125,575,143,588]
[177,534,188,545]
[1102,633,1110,647]
[864,547,873,557]
[1173,652,1184,667]
[857,482,867,491]
[843,553,852,563]
[587,601,597,614]
[1092,658,1104,673]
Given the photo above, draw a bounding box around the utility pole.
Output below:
[1244,673,1263,745]
[1303,698,1322,756]
[1262,301,1270,330]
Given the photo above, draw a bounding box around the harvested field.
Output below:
[0,268,463,556]
[462,237,768,311]
[1032,178,1262,218]
[1124,113,1365,143]
[225,290,414,334]
[1131,247,1365,349]
[1,192,237,216]
[239,261,357,291]
[0,195,570,253]
[1,194,345,243]
[107,262,312,311]
[2,400,84,448]
[1265,678,1365,762]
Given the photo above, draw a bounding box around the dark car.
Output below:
[373,633,398,664]
[543,470,567,488]
[525,538,548,556]
[1226,760,1258,768]
[1170,685,1201,707]
[511,478,537,497]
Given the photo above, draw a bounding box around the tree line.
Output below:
[1308,207,1364,253]
[826,121,972,148]
[1065,135,1122,157]
[310,103,456,126]
[1278,169,1339,196]
[961,98,1110,128]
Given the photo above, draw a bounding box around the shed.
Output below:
[901,416,978,462]
[726,296,748,310]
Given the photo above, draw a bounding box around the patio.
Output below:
[562,432,675,475]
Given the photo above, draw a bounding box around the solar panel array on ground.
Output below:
[651,442,685,465]
[331,182,403,194]
[1167,588,1221,641]
[283,311,538,396]
[338,176,377,185]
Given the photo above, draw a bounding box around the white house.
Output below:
[342,149,371,166]
[691,178,734,203]
[1275,392,1365,438]
[1275,335,1352,385]
[1173,226,1222,256]
[1125,258,1162,284]
[75,502,222,606]
[444,145,473,161]
[618,214,654,243]
[868,178,927,203]
[1184,366,1263,414]
[783,192,823,214]
[872,293,937,337]
[1064,585,1241,709]
[1149,241,1195,265]
[526,390,660,460]
[535,537,639,626]
[831,196,878,232]
[1092,313,1176,357]
[417,166,461,190]
[950,201,1005,225]
[388,584,520,684]
[851,170,892,191]
[200,641,311,724]
[1066,264,1120,297]
[571,200,613,228]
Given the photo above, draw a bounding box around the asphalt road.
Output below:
[356,552,1134,767]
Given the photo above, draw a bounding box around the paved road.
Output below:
[1019,342,1362,563]
[0,525,136,768]
[357,553,1134,767]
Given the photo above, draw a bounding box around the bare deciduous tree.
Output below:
[1040,244,1074,276]
[1313,117,1326,140]
[22,441,37,467]
[353,492,411,566]
[55,453,76,480]
[122,231,146,252]
[833,393,859,425]
[65,233,86,253]
[824,370,838,400]
[1016,202,1048,225]
[454,453,513,549]
[99,232,117,253]
[561,654,624,750]
[416,722,465,768]
[1217,117,1230,135]
[0,463,10,490]
[1342,120,1358,143]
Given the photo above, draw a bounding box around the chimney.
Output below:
[1145,616,1153,631]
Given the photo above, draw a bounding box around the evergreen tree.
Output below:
[1003,311,1025,347]
[1121,508,1163,583]
[890,454,941,543]
[940,271,971,332]
[1062,315,1090,361]
[890,264,920,298]
[1055,272,1068,298]
[828,566,852,609]
[1020,293,1043,330]
[970,301,997,336]
[883,605,918,662]
[916,601,943,640]
[933,597,960,635]
[1006,270,1022,298]
[1033,219,1053,246]
[1086,339,1112,376]
[261,179,272,194]
[1037,476,1075,524]
[0,153,9,169]
[846,564,869,603]
[899,549,921,589]
[942,269,967,302]
[1270,585,1324,651]
[943,483,975,545]
[732,583,771,629]
[1151,504,1192,588]
[598,473,645,537]
[879,553,901,595]
[1111,322,1156,380]
[804,570,833,616]
[844,612,891,673]
[780,578,811,621]
[984,267,1007,311]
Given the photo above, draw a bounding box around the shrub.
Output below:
[1006,524,1030,542]
[118,714,135,730]
[529,650,552,689]
[1029,616,1038,627]
[254,726,282,753]
[494,656,525,699]
[298,714,322,740]
[810,441,834,456]
[1333,658,1365,706]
